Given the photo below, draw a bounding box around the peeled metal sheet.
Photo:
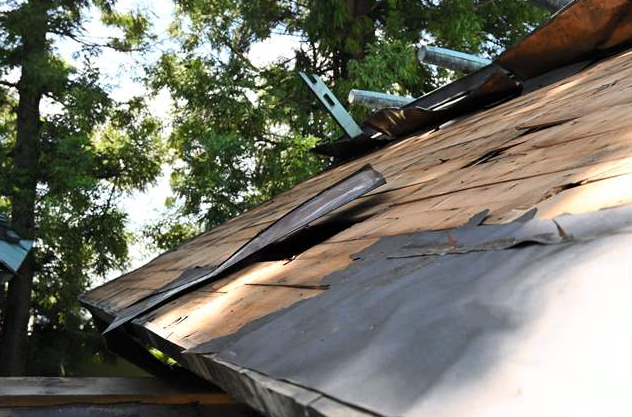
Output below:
[362,208,569,259]
[187,205,632,417]
[103,164,386,334]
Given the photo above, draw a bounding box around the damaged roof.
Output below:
[80,1,632,416]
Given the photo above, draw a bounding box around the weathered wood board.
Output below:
[0,377,239,407]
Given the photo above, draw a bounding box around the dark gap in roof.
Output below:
[536,181,584,203]
[593,80,618,94]
[500,239,556,251]
[461,143,522,169]
[516,117,577,136]
[254,219,361,262]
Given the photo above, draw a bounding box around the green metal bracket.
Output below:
[299,72,364,139]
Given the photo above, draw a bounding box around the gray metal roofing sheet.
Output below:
[188,205,632,417]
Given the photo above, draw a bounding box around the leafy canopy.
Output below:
[146,0,547,248]
[0,0,164,375]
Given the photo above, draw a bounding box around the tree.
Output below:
[0,0,164,375]
[145,0,547,247]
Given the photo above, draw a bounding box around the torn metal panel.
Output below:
[103,165,386,334]
[365,208,568,259]
[361,205,632,259]
[187,205,631,417]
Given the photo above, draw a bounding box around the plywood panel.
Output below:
[135,238,378,350]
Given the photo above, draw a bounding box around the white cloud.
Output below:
[248,33,302,68]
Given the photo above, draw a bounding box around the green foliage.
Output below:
[145,0,547,244]
[0,0,164,375]
[142,217,198,253]
[0,0,550,375]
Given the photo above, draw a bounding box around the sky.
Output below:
[54,1,177,274]
[53,1,301,276]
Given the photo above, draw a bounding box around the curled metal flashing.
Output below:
[362,0,632,139]
[103,164,386,334]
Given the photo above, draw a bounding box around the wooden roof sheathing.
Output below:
[81,1,632,416]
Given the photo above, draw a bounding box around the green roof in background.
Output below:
[0,214,34,282]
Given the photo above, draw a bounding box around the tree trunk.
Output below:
[0,0,46,376]
[340,0,376,77]
[0,281,7,330]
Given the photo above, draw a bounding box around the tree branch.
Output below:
[49,30,145,53]
[0,80,17,90]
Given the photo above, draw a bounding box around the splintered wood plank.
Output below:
[328,157,631,242]
[532,172,632,220]
[0,377,237,407]
[134,238,378,350]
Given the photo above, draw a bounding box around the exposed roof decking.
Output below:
[82,47,632,318]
